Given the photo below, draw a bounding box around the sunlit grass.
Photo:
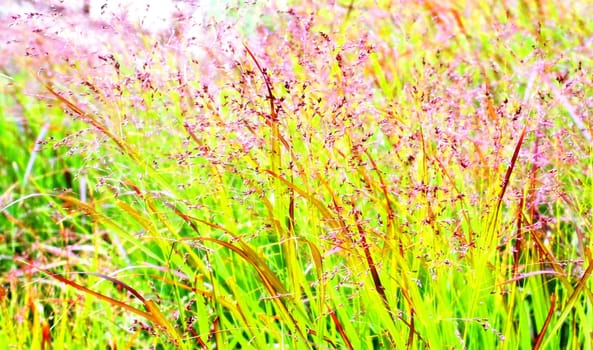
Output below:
[1,0,593,348]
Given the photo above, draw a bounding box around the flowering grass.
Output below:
[1,0,593,348]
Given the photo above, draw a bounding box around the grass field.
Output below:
[1,1,593,349]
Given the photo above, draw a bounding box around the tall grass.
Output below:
[1,0,593,348]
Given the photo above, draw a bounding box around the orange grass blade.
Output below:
[30,264,183,345]
[178,234,310,342]
[181,236,288,296]
[145,299,183,346]
[541,261,593,348]
[328,309,353,350]
[32,265,153,320]
[263,170,335,226]
[39,80,139,161]
[211,316,221,350]
[243,44,277,122]
[492,123,527,231]
[533,293,556,350]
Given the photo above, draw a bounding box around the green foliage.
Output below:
[1,0,593,349]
